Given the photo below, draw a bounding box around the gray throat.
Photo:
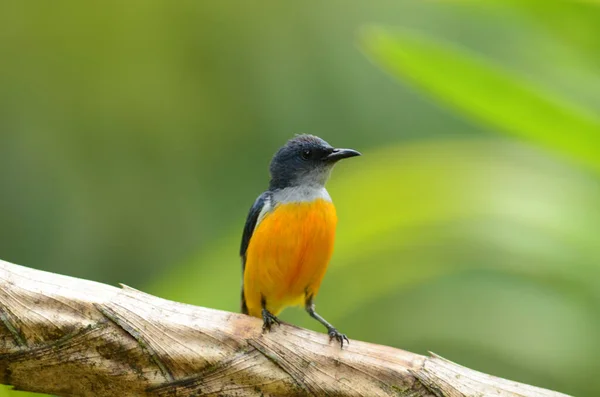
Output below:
[271,185,332,204]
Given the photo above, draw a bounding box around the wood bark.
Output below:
[0,259,570,397]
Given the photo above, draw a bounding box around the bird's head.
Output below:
[269,134,360,190]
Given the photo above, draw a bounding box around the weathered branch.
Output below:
[0,259,569,397]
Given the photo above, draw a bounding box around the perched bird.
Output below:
[240,134,360,347]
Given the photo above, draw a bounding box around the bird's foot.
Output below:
[261,308,280,332]
[327,327,349,348]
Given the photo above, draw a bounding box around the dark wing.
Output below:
[240,191,271,314]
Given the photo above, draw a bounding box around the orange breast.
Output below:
[243,199,337,317]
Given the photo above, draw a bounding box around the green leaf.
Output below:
[359,26,600,172]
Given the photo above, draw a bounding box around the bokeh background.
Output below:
[1,1,599,396]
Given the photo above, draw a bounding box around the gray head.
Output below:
[269,134,361,190]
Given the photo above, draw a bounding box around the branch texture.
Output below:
[0,259,570,397]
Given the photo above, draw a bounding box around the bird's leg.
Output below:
[305,295,349,348]
[261,296,280,332]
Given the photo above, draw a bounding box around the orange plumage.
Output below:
[243,199,337,317]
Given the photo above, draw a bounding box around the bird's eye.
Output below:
[301,149,311,160]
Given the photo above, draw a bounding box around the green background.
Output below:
[1,1,599,396]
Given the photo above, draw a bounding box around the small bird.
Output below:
[240,134,360,347]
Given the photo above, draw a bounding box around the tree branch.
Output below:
[0,259,570,397]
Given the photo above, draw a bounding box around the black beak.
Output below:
[324,148,361,162]
[326,148,362,162]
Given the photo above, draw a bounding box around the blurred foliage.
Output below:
[360,26,600,172]
[0,1,598,396]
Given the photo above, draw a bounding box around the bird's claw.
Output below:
[328,328,349,348]
[261,309,280,332]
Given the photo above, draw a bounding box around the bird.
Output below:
[240,134,360,347]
